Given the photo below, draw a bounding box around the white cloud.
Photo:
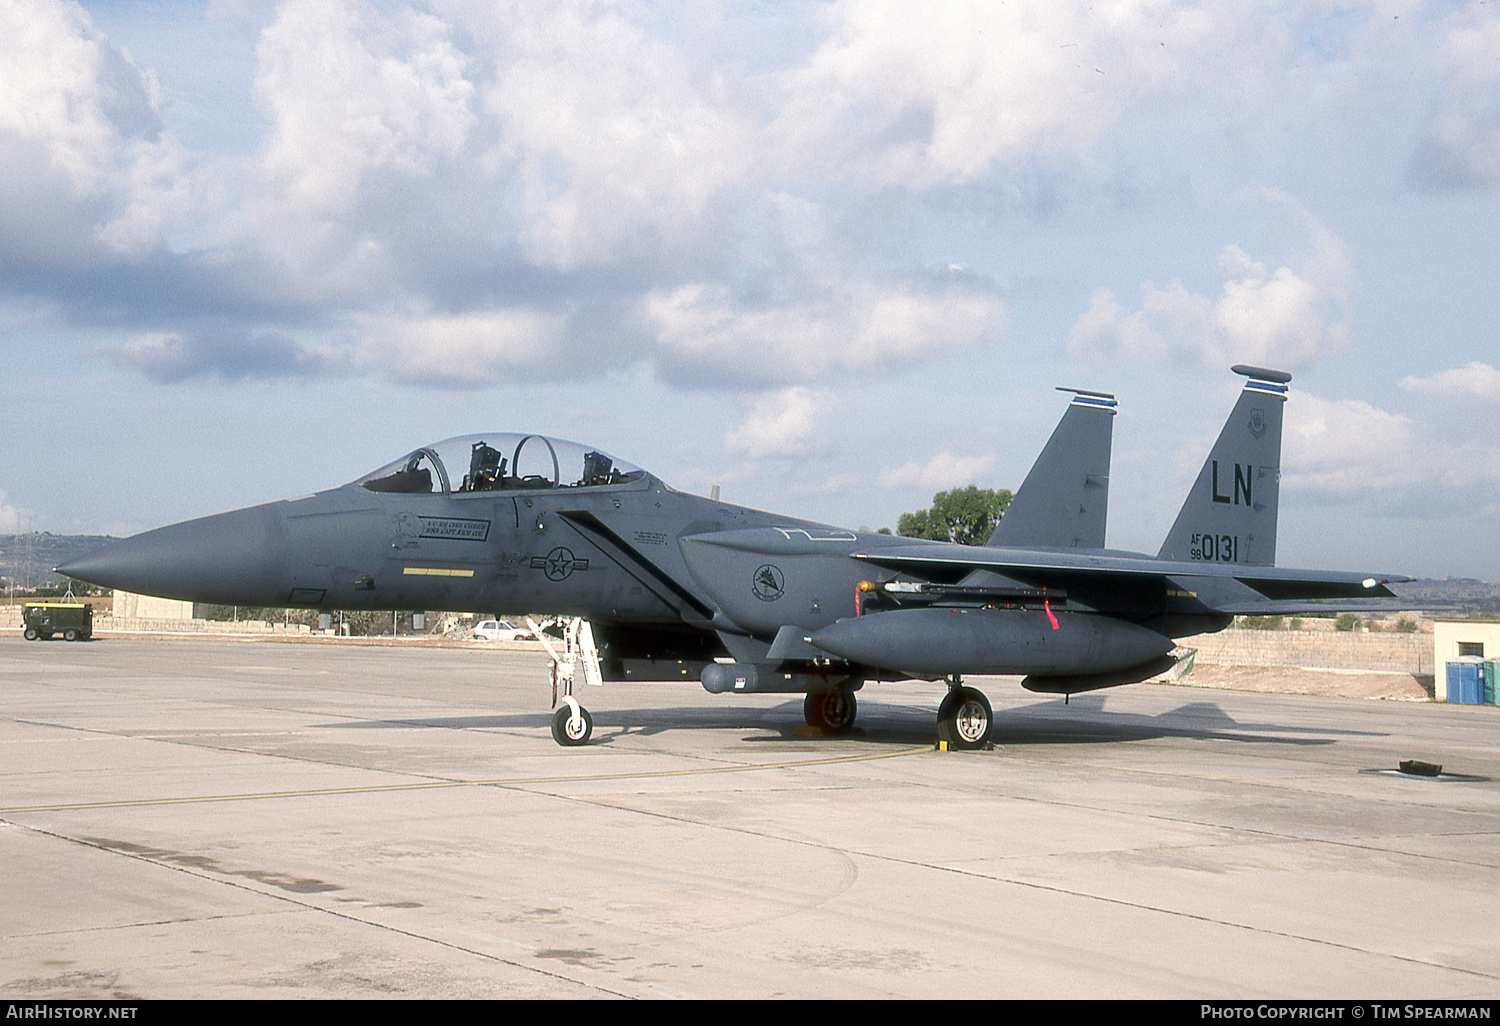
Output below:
[0,0,145,191]
[1400,361,1500,402]
[343,306,570,388]
[465,2,757,269]
[1067,212,1350,371]
[254,1,475,209]
[0,0,1348,392]
[236,0,760,282]
[1389,361,1500,515]
[1067,282,1214,367]
[878,450,996,492]
[1211,242,1349,368]
[1408,4,1500,189]
[1285,390,1500,517]
[0,0,180,260]
[0,488,22,532]
[775,0,1241,188]
[108,329,320,382]
[724,387,834,460]
[646,274,1006,385]
[1283,394,1422,501]
[227,1,762,304]
[0,3,1481,401]
[238,0,478,286]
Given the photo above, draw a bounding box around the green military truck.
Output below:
[22,602,93,641]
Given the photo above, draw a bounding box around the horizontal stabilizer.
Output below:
[1233,574,1397,602]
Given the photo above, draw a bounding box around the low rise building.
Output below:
[1432,620,1500,704]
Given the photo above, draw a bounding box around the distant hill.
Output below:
[0,533,117,590]
[1389,578,1500,615]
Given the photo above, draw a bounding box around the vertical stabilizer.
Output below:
[1156,366,1290,567]
[987,388,1116,549]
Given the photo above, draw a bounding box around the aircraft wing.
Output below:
[1194,598,1419,615]
[851,544,1408,604]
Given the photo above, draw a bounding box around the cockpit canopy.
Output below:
[355,434,647,496]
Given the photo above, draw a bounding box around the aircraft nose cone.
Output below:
[57,502,290,607]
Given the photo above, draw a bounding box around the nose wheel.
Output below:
[550,701,593,746]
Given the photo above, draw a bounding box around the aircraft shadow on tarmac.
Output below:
[317,692,1376,748]
[982,694,1381,747]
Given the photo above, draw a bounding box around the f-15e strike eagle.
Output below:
[59,366,1405,748]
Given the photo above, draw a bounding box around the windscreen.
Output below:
[356,434,645,495]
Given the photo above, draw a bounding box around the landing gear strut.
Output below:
[937,678,992,750]
[530,617,601,746]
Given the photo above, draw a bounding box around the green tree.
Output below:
[897,486,1013,546]
[1241,615,1285,631]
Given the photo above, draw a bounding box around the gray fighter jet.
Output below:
[58,366,1405,747]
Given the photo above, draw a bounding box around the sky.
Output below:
[2,0,1498,582]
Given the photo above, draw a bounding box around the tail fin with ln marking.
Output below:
[1156,366,1289,567]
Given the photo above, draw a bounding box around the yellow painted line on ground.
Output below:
[0,745,932,815]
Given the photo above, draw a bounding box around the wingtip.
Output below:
[1231,364,1292,384]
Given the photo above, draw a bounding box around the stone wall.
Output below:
[98,616,312,635]
[1183,627,1430,674]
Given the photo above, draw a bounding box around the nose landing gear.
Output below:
[530,617,602,747]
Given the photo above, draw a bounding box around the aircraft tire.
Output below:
[550,704,593,746]
[804,689,857,733]
[937,687,992,750]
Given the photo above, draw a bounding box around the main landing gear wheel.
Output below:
[550,704,593,746]
[804,689,858,733]
[937,686,992,750]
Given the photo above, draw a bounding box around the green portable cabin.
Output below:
[22,602,93,641]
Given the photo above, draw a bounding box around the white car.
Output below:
[472,619,534,642]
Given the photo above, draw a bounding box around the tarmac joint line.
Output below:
[0,743,934,815]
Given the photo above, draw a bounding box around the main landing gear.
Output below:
[803,687,858,733]
[936,677,993,750]
[802,676,992,749]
